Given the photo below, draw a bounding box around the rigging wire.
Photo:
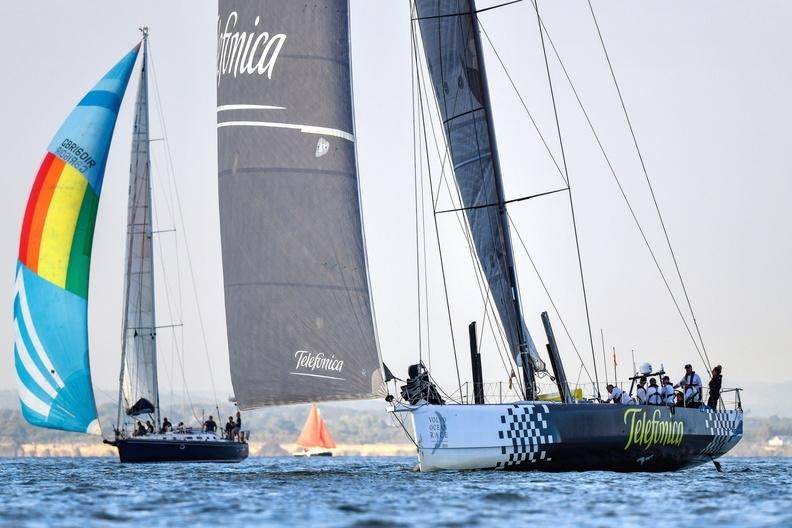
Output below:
[478,24,566,186]
[150,182,200,423]
[411,12,463,395]
[586,0,711,371]
[147,64,203,425]
[410,3,424,370]
[481,3,710,375]
[525,2,707,368]
[415,27,518,387]
[148,45,221,416]
[507,212,594,385]
[412,4,522,392]
[411,1,435,371]
[532,0,601,398]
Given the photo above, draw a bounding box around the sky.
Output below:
[1,1,790,410]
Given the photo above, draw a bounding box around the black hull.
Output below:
[508,405,742,472]
[112,438,249,463]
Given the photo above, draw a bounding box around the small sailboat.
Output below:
[216,2,384,418]
[383,0,744,472]
[14,29,247,463]
[294,404,336,457]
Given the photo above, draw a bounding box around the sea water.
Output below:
[2,457,789,527]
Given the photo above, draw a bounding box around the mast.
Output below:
[465,0,536,400]
[117,27,160,429]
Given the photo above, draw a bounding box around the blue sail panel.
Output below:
[47,46,139,194]
[13,46,139,434]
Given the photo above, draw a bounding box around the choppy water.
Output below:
[2,457,789,527]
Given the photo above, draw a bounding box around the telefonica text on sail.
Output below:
[217,11,286,84]
[294,350,344,374]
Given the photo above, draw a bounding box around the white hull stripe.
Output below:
[217,104,286,112]
[217,120,354,142]
[14,320,58,398]
[14,270,65,388]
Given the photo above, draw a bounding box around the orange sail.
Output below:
[297,404,336,449]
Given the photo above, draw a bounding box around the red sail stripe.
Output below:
[18,153,56,265]
[23,156,65,273]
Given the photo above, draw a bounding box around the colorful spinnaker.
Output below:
[13,46,139,434]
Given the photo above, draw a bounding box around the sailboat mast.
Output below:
[465,1,536,400]
[116,27,160,430]
[141,29,161,428]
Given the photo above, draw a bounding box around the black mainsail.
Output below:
[413,0,545,396]
[118,34,160,423]
[217,0,383,408]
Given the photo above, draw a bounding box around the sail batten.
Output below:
[217,0,383,408]
[13,46,139,434]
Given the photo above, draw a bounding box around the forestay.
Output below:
[120,40,160,420]
[13,46,139,433]
[217,0,383,407]
[413,0,544,371]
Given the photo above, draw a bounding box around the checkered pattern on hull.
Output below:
[494,404,555,468]
[702,409,742,455]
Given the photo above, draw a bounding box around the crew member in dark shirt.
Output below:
[234,411,242,441]
[160,417,172,433]
[707,365,723,409]
[225,416,235,439]
[203,416,217,433]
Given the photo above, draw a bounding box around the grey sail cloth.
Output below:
[217,0,383,408]
[120,46,159,419]
[414,0,544,370]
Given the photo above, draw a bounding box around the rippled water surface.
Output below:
[2,457,789,527]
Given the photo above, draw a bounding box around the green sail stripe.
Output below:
[64,186,99,298]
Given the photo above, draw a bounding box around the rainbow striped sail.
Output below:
[13,46,139,434]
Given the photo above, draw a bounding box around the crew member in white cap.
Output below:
[675,364,702,407]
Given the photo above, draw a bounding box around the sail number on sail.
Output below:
[623,408,684,450]
[217,11,286,83]
[55,139,97,174]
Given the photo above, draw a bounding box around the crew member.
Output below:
[160,417,172,433]
[134,421,146,436]
[606,384,631,404]
[145,420,154,434]
[707,365,723,409]
[636,377,648,404]
[675,364,703,407]
[203,415,217,433]
[234,411,242,442]
[225,416,235,439]
[646,378,661,405]
[660,376,675,404]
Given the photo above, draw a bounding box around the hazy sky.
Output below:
[1,1,790,407]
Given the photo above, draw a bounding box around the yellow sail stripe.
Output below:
[36,163,88,289]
